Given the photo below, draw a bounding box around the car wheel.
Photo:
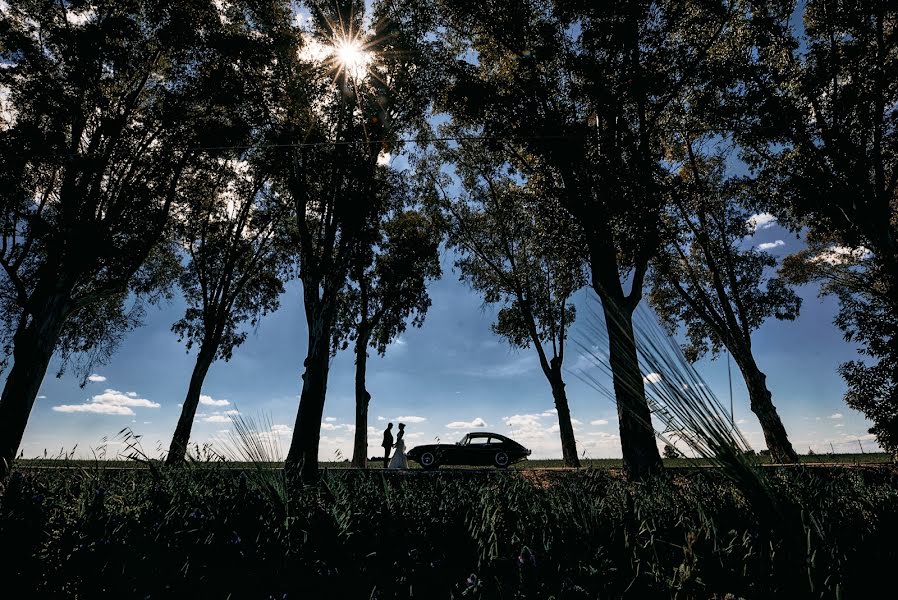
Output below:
[420,452,438,470]
[494,451,509,469]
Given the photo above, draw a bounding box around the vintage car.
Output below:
[406,432,531,470]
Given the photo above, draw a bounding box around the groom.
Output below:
[381,422,393,468]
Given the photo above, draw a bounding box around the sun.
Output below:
[332,36,371,81]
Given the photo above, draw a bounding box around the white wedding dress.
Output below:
[388,436,408,469]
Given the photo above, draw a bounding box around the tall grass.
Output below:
[575,298,782,519]
[217,411,291,509]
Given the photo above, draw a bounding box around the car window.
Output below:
[467,436,491,444]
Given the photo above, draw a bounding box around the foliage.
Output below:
[663,444,683,459]
[649,157,801,363]
[0,0,270,376]
[332,205,442,358]
[739,0,898,453]
[782,240,898,453]
[2,465,897,597]
[172,157,293,362]
[422,135,587,359]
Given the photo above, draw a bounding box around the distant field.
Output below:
[13,452,892,470]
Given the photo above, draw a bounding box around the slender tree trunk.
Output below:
[165,341,217,466]
[733,351,798,464]
[548,360,580,468]
[286,304,335,484]
[351,330,371,468]
[0,287,71,479]
[600,298,663,478]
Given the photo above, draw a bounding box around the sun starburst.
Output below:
[331,35,371,81]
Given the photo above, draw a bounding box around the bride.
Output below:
[387,423,408,469]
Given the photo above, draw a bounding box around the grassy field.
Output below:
[2,458,896,597]
[13,451,892,470]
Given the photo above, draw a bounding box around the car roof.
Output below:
[467,432,510,440]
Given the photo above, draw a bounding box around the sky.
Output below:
[18,209,879,461]
[11,0,881,461]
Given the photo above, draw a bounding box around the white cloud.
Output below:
[91,389,160,408]
[87,374,107,383]
[395,415,427,423]
[590,419,609,426]
[53,388,159,415]
[540,409,557,417]
[199,394,230,407]
[446,417,487,429]
[811,245,872,265]
[503,414,544,431]
[202,415,231,423]
[736,419,747,425]
[37,395,46,399]
[834,423,844,428]
[747,213,777,231]
[377,416,385,421]
[223,409,239,416]
[53,403,134,415]
[271,424,292,435]
[502,412,620,459]
[757,240,785,251]
[377,152,392,166]
[321,422,338,430]
[830,413,843,419]
[643,373,662,384]
[324,417,337,422]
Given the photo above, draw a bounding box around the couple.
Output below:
[381,422,407,469]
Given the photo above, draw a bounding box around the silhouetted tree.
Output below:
[278,0,442,482]
[738,0,898,453]
[422,136,587,467]
[0,0,283,477]
[165,156,293,466]
[333,205,441,468]
[397,0,741,476]
[649,154,800,463]
[663,444,683,459]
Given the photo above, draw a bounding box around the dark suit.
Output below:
[381,428,393,468]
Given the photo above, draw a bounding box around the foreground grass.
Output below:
[2,463,896,598]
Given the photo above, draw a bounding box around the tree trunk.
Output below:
[165,342,217,466]
[601,298,663,478]
[351,331,371,469]
[733,351,798,464]
[548,361,580,468]
[286,307,334,484]
[0,289,71,479]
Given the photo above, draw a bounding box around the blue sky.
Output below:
[14,0,878,461]
[19,212,879,460]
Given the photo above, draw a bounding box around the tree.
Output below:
[648,154,801,463]
[333,205,441,468]
[277,0,441,482]
[397,0,741,476]
[165,155,293,466]
[738,0,898,452]
[0,0,278,477]
[663,444,683,459]
[421,136,587,467]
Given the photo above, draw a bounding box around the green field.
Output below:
[13,452,891,471]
